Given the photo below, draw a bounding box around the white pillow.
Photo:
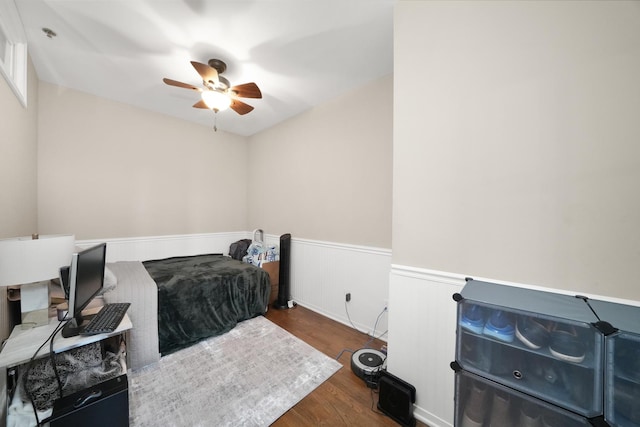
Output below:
[102,266,118,293]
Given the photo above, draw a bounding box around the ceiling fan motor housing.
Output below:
[207,58,227,74]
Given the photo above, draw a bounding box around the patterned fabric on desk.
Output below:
[8,340,126,424]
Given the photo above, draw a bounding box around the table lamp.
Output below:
[0,234,75,328]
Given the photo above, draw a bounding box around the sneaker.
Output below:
[461,412,484,427]
[483,310,515,343]
[488,390,512,427]
[488,344,519,376]
[518,401,542,427]
[461,380,488,427]
[531,357,559,385]
[460,337,491,372]
[541,412,562,427]
[516,316,552,349]
[548,323,586,363]
[461,304,486,334]
[542,411,583,427]
[556,362,591,409]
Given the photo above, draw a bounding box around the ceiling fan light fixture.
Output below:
[163,58,260,118]
[201,90,231,112]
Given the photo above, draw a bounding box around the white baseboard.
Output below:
[413,406,451,427]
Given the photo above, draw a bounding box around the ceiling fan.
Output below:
[163,58,262,118]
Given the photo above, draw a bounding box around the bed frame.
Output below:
[104,255,271,370]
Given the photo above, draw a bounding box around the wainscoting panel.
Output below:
[387,266,467,427]
[288,238,392,338]
[386,266,640,427]
[77,233,392,338]
[73,234,640,427]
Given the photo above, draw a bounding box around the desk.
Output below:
[0,313,132,369]
[0,312,132,427]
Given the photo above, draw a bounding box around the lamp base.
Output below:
[20,281,50,328]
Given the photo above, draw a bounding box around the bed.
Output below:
[103,254,271,370]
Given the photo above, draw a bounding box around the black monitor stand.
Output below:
[61,313,96,338]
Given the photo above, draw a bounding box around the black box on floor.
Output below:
[49,374,129,427]
[377,370,416,427]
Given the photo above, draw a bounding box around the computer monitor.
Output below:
[59,265,70,299]
[61,243,106,338]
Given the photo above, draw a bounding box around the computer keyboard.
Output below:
[80,302,131,336]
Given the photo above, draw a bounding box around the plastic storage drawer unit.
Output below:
[454,370,591,427]
[589,299,640,427]
[454,280,605,418]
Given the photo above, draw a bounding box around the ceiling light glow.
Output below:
[201,90,231,112]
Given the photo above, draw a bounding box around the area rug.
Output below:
[128,315,342,426]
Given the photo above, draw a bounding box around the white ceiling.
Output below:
[14,0,395,136]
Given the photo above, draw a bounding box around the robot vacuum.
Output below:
[351,348,387,387]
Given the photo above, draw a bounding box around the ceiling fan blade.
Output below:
[192,100,209,109]
[229,82,262,99]
[163,78,202,91]
[230,99,254,115]
[191,61,219,86]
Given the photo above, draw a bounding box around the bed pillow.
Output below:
[101,266,118,293]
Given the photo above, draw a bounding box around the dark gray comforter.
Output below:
[143,254,271,355]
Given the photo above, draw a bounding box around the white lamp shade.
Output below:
[201,90,231,111]
[0,234,75,286]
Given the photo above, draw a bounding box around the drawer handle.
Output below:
[513,370,523,380]
[74,390,103,408]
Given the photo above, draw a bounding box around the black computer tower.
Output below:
[49,374,129,427]
[274,233,292,309]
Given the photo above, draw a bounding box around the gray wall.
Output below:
[0,57,38,238]
[36,83,249,240]
[247,74,393,248]
[0,56,39,342]
[4,73,392,246]
[388,3,640,424]
[393,0,640,301]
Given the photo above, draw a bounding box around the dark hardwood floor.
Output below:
[264,305,429,427]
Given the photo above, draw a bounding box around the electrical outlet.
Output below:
[345,292,351,302]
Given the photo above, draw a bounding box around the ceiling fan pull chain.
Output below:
[213,111,218,132]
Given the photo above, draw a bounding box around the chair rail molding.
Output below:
[76,232,393,340]
[77,232,249,262]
